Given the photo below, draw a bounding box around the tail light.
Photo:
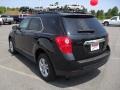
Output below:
[55,36,72,54]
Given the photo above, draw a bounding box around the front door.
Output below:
[14,18,30,51]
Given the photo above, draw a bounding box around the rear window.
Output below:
[63,16,105,35]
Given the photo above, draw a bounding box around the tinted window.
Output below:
[19,18,30,30]
[42,15,63,34]
[63,17,105,35]
[28,18,42,31]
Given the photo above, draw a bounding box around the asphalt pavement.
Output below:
[0,25,120,90]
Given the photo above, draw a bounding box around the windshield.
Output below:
[63,17,105,35]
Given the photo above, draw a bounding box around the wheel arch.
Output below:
[104,21,109,25]
[34,48,56,74]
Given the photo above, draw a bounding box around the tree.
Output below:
[54,2,59,6]
[96,10,105,20]
[105,9,112,19]
[63,5,69,12]
[90,10,96,16]
[82,8,87,13]
[0,6,6,14]
[19,7,30,13]
[111,6,119,16]
[105,7,119,19]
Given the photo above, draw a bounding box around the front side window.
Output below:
[1,15,7,17]
[28,18,42,31]
[111,17,117,20]
[19,18,30,30]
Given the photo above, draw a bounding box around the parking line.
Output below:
[0,64,40,80]
[0,64,47,90]
[0,64,81,90]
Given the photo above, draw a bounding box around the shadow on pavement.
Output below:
[12,52,100,88]
[12,53,40,77]
[50,69,100,88]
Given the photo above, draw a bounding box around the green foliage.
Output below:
[96,10,105,20]
[19,7,30,13]
[0,6,6,14]
[0,5,119,20]
[111,6,119,16]
[90,10,96,16]
[90,6,119,19]
[105,9,112,19]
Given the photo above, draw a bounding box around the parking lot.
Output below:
[0,25,120,90]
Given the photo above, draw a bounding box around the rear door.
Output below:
[62,15,108,61]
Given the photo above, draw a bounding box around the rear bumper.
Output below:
[57,53,109,76]
[52,50,110,76]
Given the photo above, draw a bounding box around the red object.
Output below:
[90,0,98,6]
[55,36,72,54]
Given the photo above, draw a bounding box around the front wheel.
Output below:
[37,53,56,82]
[104,22,109,26]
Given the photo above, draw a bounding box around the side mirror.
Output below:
[12,25,20,30]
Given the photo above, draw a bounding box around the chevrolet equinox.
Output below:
[8,12,110,81]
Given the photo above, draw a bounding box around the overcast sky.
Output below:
[0,0,120,12]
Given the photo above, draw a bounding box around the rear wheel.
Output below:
[37,53,56,82]
[9,39,16,54]
[9,22,12,25]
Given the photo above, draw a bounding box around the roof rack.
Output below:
[36,10,88,15]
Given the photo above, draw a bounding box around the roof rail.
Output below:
[36,10,87,15]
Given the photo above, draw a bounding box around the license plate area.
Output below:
[91,41,99,51]
[84,38,105,52]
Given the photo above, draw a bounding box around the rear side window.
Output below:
[63,17,105,35]
[28,18,42,31]
[41,15,63,34]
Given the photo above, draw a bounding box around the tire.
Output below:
[37,53,56,82]
[9,22,11,25]
[104,22,109,26]
[9,39,16,54]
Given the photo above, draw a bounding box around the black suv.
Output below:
[9,12,110,81]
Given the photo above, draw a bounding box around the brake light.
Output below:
[55,36,72,54]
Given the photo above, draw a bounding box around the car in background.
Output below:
[11,15,20,24]
[19,14,30,22]
[67,4,84,10]
[0,14,14,25]
[0,18,3,25]
[103,16,120,26]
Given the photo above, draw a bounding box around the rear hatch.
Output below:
[62,14,108,61]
